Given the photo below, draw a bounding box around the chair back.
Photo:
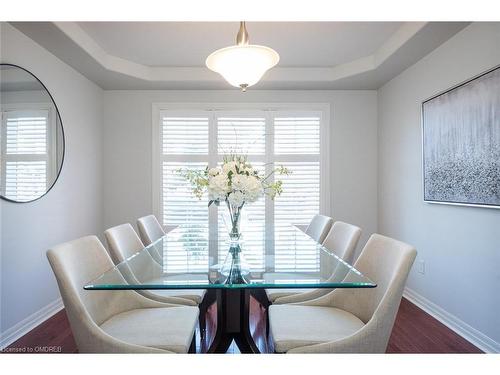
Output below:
[104,223,144,264]
[137,215,165,246]
[305,214,333,243]
[322,221,361,264]
[46,236,140,348]
[331,234,416,351]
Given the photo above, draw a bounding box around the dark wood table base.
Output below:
[207,289,261,353]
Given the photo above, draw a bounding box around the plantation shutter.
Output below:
[162,116,209,155]
[274,116,320,155]
[157,107,326,274]
[160,115,210,272]
[1,109,50,202]
[273,114,322,272]
[217,116,266,155]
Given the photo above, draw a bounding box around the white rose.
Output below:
[208,167,220,176]
[212,174,229,189]
[228,191,245,208]
[208,174,229,200]
[242,176,262,202]
[246,175,262,190]
[231,174,247,190]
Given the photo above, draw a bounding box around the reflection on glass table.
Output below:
[85,226,375,290]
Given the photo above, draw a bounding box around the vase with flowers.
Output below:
[180,154,290,283]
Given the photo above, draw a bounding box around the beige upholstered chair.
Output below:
[104,223,147,264]
[137,215,165,246]
[104,223,206,306]
[269,221,362,304]
[269,234,416,353]
[305,214,334,243]
[321,221,361,265]
[46,236,199,353]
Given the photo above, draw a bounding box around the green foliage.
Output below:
[177,167,209,199]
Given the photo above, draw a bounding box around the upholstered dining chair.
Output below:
[137,215,165,246]
[104,223,206,306]
[267,221,362,305]
[268,234,416,353]
[104,223,211,336]
[46,235,199,353]
[305,214,334,243]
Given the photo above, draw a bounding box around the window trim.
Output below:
[151,102,331,227]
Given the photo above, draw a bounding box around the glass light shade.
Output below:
[206,44,279,89]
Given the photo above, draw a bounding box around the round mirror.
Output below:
[0,64,64,203]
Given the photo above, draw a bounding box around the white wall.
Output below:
[0,23,103,337]
[378,22,500,350]
[103,90,378,259]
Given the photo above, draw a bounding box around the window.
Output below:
[0,107,56,201]
[159,115,210,273]
[272,114,322,271]
[153,104,330,273]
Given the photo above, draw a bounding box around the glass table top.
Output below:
[85,226,376,290]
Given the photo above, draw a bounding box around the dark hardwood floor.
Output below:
[2,297,482,354]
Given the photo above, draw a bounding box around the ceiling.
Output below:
[10,22,470,90]
[78,22,403,67]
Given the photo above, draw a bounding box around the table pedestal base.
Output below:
[207,289,261,353]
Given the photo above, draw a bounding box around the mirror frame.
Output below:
[0,63,65,203]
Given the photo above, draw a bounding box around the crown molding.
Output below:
[52,21,426,83]
[9,21,469,89]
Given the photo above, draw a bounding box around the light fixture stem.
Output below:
[236,21,249,45]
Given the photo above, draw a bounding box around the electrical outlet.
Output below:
[418,260,425,275]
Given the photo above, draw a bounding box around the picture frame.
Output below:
[422,65,500,209]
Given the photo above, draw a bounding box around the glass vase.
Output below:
[220,242,250,284]
[222,201,244,243]
[220,201,250,284]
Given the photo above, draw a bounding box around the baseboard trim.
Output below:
[0,298,63,350]
[403,287,499,353]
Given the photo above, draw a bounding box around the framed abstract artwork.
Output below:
[422,65,500,208]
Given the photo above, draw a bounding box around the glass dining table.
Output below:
[85,226,376,353]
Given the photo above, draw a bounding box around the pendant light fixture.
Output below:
[206,22,280,92]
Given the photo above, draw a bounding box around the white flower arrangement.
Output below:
[180,154,291,208]
[180,154,290,240]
